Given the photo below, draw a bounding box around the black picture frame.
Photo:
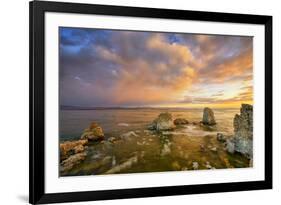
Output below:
[29,0,272,204]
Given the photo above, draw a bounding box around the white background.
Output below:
[0,0,279,204]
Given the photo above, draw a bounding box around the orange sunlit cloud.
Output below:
[60,28,253,108]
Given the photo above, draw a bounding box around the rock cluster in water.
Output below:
[174,118,189,125]
[147,106,252,165]
[60,139,88,161]
[148,107,216,132]
[60,122,105,173]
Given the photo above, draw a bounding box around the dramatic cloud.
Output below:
[198,48,253,83]
[59,27,253,108]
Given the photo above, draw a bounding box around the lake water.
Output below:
[59,108,250,176]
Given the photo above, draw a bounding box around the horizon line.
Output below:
[60,105,242,110]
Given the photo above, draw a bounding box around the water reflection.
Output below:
[60,108,250,176]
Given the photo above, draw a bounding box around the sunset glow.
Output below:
[59,28,253,108]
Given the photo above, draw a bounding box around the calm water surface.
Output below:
[59,108,250,176]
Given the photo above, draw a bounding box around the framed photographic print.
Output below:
[29,0,272,204]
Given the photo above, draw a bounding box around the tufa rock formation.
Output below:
[60,139,88,172]
[226,104,253,158]
[81,122,105,141]
[60,139,88,161]
[60,121,106,173]
[233,104,253,140]
[148,112,175,131]
[202,107,216,125]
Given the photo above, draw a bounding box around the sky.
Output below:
[59,27,253,108]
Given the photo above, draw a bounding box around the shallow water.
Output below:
[59,108,250,176]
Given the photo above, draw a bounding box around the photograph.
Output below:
[59,27,254,176]
[28,1,273,203]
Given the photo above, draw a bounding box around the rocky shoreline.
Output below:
[59,104,253,174]
[59,122,105,173]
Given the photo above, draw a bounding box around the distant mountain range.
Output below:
[60,105,238,110]
[60,105,195,110]
[60,105,159,110]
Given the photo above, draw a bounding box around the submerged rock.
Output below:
[117,123,129,127]
[108,137,118,143]
[205,161,216,169]
[200,144,206,152]
[60,139,88,161]
[210,147,217,152]
[81,122,104,141]
[161,131,173,136]
[192,162,199,170]
[202,107,216,125]
[105,155,138,174]
[112,156,116,167]
[148,112,175,131]
[80,156,112,174]
[147,124,156,130]
[160,135,172,156]
[60,152,87,172]
[205,161,212,169]
[172,161,181,170]
[174,118,189,125]
[121,131,138,138]
[160,143,171,156]
[144,130,152,135]
[217,133,226,142]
